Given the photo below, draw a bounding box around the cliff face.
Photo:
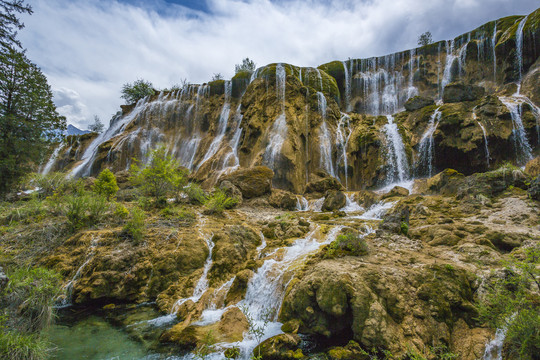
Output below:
[44,8,540,193]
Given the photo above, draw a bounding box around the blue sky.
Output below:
[18,0,540,129]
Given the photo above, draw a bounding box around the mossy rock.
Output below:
[442,82,485,103]
[404,96,435,111]
[253,334,304,360]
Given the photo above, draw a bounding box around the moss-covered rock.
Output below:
[443,82,485,103]
[322,190,346,211]
[222,166,273,199]
[404,96,435,111]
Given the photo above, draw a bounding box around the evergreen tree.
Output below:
[0,1,65,195]
[417,31,433,46]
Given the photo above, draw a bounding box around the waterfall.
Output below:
[264,64,288,168]
[457,37,469,77]
[416,107,442,177]
[336,113,352,189]
[41,143,64,175]
[499,96,533,165]
[342,61,352,112]
[317,92,335,177]
[295,196,309,211]
[197,81,233,170]
[482,327,508,360]
[383,115,410,184]
[441,40,456,91]
[407,49,418,99]
[473,109,491,167]
[492,22,497,82]
[515,15,529,92]
[340,193,364,212]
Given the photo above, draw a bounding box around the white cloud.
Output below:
[18,0,539,129]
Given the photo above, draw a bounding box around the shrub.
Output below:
[93,169,119,200]
[185,183,206,204]
[235,58,256,74]
[114,203,129,219]
[0,329,51,360]
[327,232,369,257]
[64,193,108,230]
[121,79,155,104]
[477,246,540,359]
[204,189,238,215]
[123,207,145,243]
[129,146,188,203]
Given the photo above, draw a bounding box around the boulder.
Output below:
[253,333,303,360]
[381,186,409,199]
[404,96,435,111]
[525,156,540,177]
[427,169,465,195]
[222,166,273,199]
[322,190,346,211]
[225,269,254,305]
[528,176,540,201]
[442,82,485,103]
[305,173,345,195]
[457,166,529,199]
[268,189,297,211]
[218,307,249,342]
[377,206,410,235]
[219,180,243,206]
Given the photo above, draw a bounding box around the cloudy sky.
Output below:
[19,0,539,130]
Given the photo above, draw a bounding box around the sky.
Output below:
[18,0,539,130]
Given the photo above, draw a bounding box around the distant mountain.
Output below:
[66,124,90,136]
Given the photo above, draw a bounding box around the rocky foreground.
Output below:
[1,161,539,359]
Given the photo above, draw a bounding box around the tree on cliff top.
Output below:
[0,1,65,196]
[235,57,256,74]
[417,31,433,46]
[121,79,155,104]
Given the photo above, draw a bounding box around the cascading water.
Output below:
[416,107,442,177]
[295,196,309,211]
[473,109,491,167]
[492,22,497,82]
[407,49,418,99]
[340,193,364,212]
[515,15,529,92]
[342,61,352,112]
[336,113,352,189]
[317,92,335,177]
[197,81,233,170]
[383,115,410,185]
[441,40,456,91]
[264,64,288,168]
[498,97,533,165]
[482,327,508,360]
[41,143,64,175]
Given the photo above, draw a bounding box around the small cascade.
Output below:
[171,229,215,314]
[416,107,442,177]
[441,40,456,91]
[336,113,352,189]
[197,81,233,170]
[310,197,325,212]
[264,64,288,168]
[295,196,309,212]
[342,61,352,112]
[41,143,64,175]
[407,49,418,99]
[383,115,410,185]
[515,15,529,91]
[482,327,508,360]
[317,92,335,177]
[351,201,395,221]
[256,232,267,258]
[55,235,100,308]
[498,97,533,165]
[340,193,364,212]
[473,109,491,167]
[492,22,497,82]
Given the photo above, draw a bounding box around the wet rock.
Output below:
[381,186,409,199]
[322,190,346,211]
[305,173,345,195]
[253,333,303,360]
[525,156,540,177]
[225,269,254,305]
[269,189,297,210]
[218,307,249,342]
[222,166,273,199]
[404,96,435,111]
[442,82,485,103]
[529,176,540,200]
[327,340,369,360]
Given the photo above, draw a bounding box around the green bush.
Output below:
[113,203,129,219]
[477,246,540,359]
[65,193,108,230]
[3,267,61,332]
[129,146,188,203]
[185,183,206,204]
[121,79,155,104]
[93,168,119,200]
[337,232,369,256]
[123,207,145,243]
[204,189,238,215]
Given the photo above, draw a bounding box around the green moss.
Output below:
[208,79,225,96]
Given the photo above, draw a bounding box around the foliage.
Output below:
[204,188,238,215]
[239,305,273,360]
[65,193,108,231]
[121,79,155,104]
[400,221,409,236]
[2,267,61,332]
[129,146,188,203]
[185,182,206,204]
[88,115,104,133]
[224,347,241,359]
[93,168,119,200]
[0,0,33,50]
[417,31,433,46]
[327,232,368,257]
[23,172,73,198]
[113,203,129,219]
[0,47,66,196]
[123,206,145,243]
[160,205,195,225]
[235,57,256,74]
[194,331,215,360]
[477,246,540,359]
[0,328,51,360]
[212,73,223,81]
[1,195,46,225]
